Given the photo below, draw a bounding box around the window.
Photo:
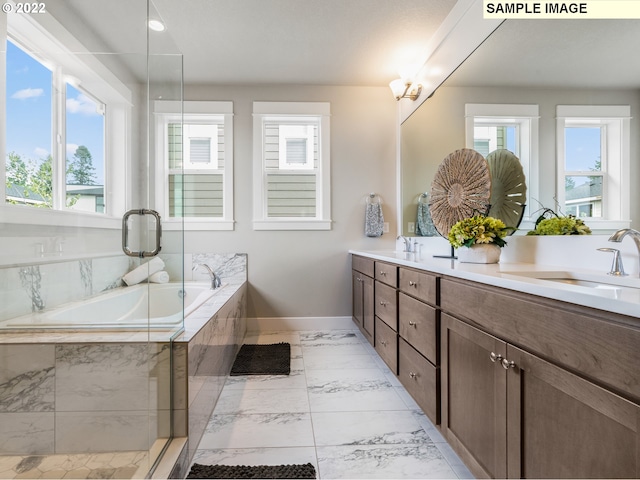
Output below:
[3,12,131,227]
[154,101,234,231]
[465,104,539,222]
[253,102,331,230]
[556,105,630,227]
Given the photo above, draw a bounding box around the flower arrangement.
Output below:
[448,215,513,248]
[526,209,591,236]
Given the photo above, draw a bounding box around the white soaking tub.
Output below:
[3,282,223,331]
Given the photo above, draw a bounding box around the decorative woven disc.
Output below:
[486,149,527,231]
[430,148,492,237]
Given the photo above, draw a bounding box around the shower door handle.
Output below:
[122,209,162,258]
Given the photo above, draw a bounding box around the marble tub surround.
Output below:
[0,252,248,480]
[0,253,132,324]
[168,283,247,477]
[0,251,247,328]
[189,330,472,479]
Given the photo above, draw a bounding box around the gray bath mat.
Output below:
[186,462,316,478]
[230,342,291,376]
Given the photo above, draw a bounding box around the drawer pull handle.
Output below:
[408,321,417,327]
[380,271,387,276]
[380,340,387,346]
[356,277,362,282]
[501,358,517,370]
[409,372,418,380]
[489,352,503,363]
[379,300,388,306]
[409,281,417,288]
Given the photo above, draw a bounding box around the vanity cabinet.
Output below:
[397,267,440,425]
[440,277,640,479]
[374,261,399,373]
[351,256,374,345]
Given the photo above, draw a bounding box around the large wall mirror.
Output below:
[400,18,640,237]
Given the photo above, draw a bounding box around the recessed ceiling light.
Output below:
[148,19,165,32]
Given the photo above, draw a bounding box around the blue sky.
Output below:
[6,40,105,184]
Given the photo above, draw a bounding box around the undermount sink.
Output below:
[501,270,640,292]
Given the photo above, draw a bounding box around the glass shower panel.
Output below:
[0,1,183,478]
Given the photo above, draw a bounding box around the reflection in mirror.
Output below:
[400,19,640,236]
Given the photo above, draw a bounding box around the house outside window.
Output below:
[252,102,331,230]
[154,101,234,231]
[465,104,539,221]
[3,13,131,227]
[556,105,630,229]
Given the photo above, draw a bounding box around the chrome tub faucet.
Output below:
[193,263,222,289]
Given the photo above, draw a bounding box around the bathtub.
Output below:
[3,282,223,331]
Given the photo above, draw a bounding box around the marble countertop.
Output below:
[350,249,640,321]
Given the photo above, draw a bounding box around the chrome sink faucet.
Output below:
[193,263,222,289]
[608,228,640,277]
[397,235,413,253]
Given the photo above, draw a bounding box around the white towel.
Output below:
[365,203,384,237]
[148,271,170,284]
[123,257,165,286]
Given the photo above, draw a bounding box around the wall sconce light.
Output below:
[389,65,423,101]
[389,79,422,101]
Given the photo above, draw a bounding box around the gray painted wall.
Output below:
[162,85,398,320]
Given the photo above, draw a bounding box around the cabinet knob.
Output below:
[501,358,516,370]
[489,352,503,363]
[409,372,417,380]
[409,281,417,288]
[408,321,417,327]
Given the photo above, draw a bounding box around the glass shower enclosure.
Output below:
[0,1,184,477]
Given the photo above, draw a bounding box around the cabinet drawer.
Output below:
[375,281,397,330]
[352,255,374,277]
[399,293,438,364]
[375,317,398,374]
[375,261,398,287]
[399,338,439,425]
[399,268,437,305]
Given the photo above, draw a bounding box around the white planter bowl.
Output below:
[457,243,502,264]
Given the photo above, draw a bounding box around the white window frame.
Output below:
[465,104,539,226]
[252,101,331,231]
[154,100,234,231]
[1,11,131,229]
[556,105,631,230]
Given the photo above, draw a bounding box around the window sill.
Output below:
[253,219,332,231]
[0,205,121,229]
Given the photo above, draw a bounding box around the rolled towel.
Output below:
[123,257,165,286]
[365,202,384,237]
[149,271,170,284]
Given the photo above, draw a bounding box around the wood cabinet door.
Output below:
[441,314,507,479]
[506,344,640,479]
[361,274,374,343]
[352,270,364,328]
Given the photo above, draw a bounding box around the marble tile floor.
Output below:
[0,450,150,479]
[190,329,474,479]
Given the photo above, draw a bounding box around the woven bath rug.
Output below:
[230,342,291,376]
[186,462,316,479]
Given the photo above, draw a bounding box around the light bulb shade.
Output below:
[389,78,408,100]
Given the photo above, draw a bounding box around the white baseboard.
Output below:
[246,316,354,332]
